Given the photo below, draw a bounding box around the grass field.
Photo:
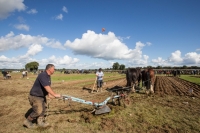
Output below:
[0,72,200,133]
[179,75,200,85]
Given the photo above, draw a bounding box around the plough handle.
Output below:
[61,95,121,107]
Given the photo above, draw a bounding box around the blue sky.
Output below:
[0,0,200,69]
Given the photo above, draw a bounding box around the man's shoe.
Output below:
[23,119,37,129]
[37,117,50,128]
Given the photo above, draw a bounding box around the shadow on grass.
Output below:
[46,107,94,116]
[82,87,93,93]
[24,108,33,118]
[24,108,37,123]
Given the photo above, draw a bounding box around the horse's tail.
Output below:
[146,72,151,89]
[126,68,132,87]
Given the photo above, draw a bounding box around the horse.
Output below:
[126,68,142,92]
[166,71,171,76]
[172,69,181,77]
[141,68,155,94]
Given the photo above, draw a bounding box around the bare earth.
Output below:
[0,74,200,133]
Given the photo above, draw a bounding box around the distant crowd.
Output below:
[1,69,200,80]
[155,69,200,75]
[1,70,41,80]
[1,70,11,79]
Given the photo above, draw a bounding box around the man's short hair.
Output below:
[46,64,55,70]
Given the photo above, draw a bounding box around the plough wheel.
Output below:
[121,95,131,108]
[112,95,131,108]
[112,97,121,106]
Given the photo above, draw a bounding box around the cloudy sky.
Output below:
[0,0,200,69]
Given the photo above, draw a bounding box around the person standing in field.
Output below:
[2,70,7,80]
[96,68,104,92]
[22,71,26,78]
[23,64,62,129]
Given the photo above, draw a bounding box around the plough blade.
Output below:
[95,105,111,115]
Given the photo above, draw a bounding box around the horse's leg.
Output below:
[132,83,136,93]
[142,81,146,90]
[132,84,135,92]
[150,74,155,94]
[150,84,154,93]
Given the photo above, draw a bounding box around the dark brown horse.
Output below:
[126,68,142,92]
[141,68,155,94]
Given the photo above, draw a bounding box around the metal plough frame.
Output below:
[61,94,121,107]
[61,87,131,114]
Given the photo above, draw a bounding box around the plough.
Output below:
[60,86,131,115]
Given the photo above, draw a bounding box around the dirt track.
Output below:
[154,76,200,97]
[1,75,200,133]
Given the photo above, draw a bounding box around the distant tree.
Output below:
[147,66,152,68]
[25,61,39,71]
[183,65,187,69]
[112,62,120,70]
[191,66,198,69]
[156,66,162,69]
[163,66,172,69]
[119,64,125,70]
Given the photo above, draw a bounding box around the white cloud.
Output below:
[168,50,183,63]
[62,6,68,13]
[48,55,79,65]
[17,16,26,23]
[64,61,112,70]
[14,24,29,31]
[117,36,130,41]
[152,57,169,66]
[20,44,43,59]
[32,55,80,69]
[183,52,200,65]
[0,0,26,20]
[196,48,200,51]
[152,50,200,66]
[64,30,146,61]
[0,55,9,62]
[146,42,152,46]
[127,54,149,67]
[55,14,63,20]
[0,32,80,69]
[27,9,38,14]
[0,31,65,51]
[0,54,80,69]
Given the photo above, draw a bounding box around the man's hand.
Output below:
[48,93,55,99]
[48,93,62,99]
[55,94,62,98]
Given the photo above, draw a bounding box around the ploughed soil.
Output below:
[0,74,200,133]
[154,76,200,97]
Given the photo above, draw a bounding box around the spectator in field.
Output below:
[22,71,26,78]
[6,72,11,79]
[23,64,62,129]
[2,70,7,79]
[96,68,104,92]
[25,71,28,77]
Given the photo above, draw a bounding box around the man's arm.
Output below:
[44,86,61,98]
[48,93,55,99]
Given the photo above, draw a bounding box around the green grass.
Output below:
[1,72,200,133]
[179,75,200,85]
[51,72,126,82]
[9,71,126,82]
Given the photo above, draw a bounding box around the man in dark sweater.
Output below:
[23,64,61,128]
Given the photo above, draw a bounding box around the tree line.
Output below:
[8,61,200,72]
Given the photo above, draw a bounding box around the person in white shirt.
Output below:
[95,68,104,92]
[22,71,26,78]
